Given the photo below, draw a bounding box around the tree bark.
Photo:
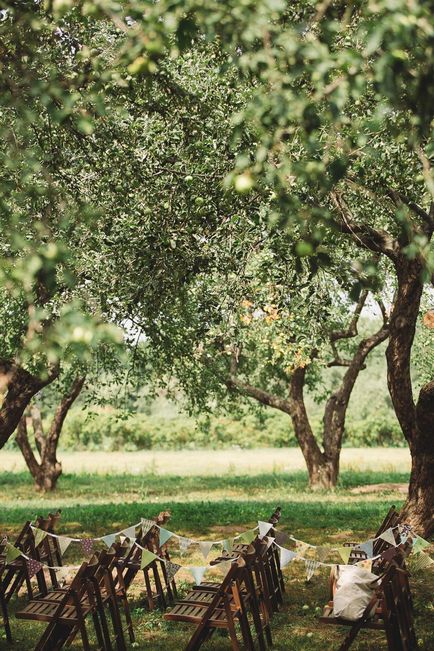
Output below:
[386,255,433,536]
[0,361,59,448]
[15,376,85,492]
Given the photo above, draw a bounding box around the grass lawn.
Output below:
[0,448,432,650]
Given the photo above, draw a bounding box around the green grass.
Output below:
[0,457,432,650]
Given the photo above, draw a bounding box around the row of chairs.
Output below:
[0,505,420,650]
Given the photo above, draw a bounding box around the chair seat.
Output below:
[320,603,384,630]
[16,599,92,623]
[164,602,235,627]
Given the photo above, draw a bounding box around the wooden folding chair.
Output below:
[165,557,255,650]
[0,546,12,642]
[344,505,401,565]
[320,557,418,650]
[16,547,128,651]
[1,511,62,603]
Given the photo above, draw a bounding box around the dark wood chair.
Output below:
[16,547,128,651]
[0,553,12,642]
[165,557,255,650]
[345,505,401,565]
[1,510,62,603]
[320,550,418,650]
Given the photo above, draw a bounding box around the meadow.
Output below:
[0,448,432,650]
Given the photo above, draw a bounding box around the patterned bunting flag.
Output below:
[198,541,214,560]
[381,546,399,562]
[412,536,431,554]
[357,559,373,572]
[295,540,310,558]
[141,519,155,536]
[141,549,157,570]
[55,567,70,586]
[358,540,374,558]
[337,546,352,565]
[222,538,234,553]
[411,551,434,572]
[217,560,232,575]
[280,547,297,569]
[305,559,320,581]
[26,558,43,578]
[159,528,173,547]
[165,560,181,584]
[81,538,95,557]
[58,536,73,557]
[101,534,117,549]
[238,529,256,544]
[258,521,271,539]
[179,536,192,555]
[33,528,48,548]
[379,528,396,546]
[6,543,21,564]
[315,546,330,562]
[122,525,137,540]
[189,566,207,585]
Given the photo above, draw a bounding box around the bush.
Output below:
[57,407,404,451]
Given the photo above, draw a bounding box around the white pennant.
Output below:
[189,566,208,585]
[179,537,192,555]
[122,525,137,540]
[55,567,70,586]
[57,537,73,557]
[379,528,396,546]
[101,534,117,549]
[198,541,214,560]
[258,521,272,539]
[305,559,320,581]
[280,547,297,569]
[264,536,275,550]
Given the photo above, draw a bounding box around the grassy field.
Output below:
[0,448,432,650]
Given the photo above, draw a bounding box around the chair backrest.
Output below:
[373,505,401,556]
[381,565,418,651]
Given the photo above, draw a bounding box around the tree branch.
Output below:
[226,375,292,414]
[46,376,86,458]
[329,191,399,260]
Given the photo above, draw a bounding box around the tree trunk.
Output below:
[15,376,85,492]
[386,255,433,536]
[289,366,340,489]
[0,361,59,448]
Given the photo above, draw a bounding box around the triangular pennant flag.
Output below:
[141,518,155,536]
[357,559,373,572]
[381,546,399,562]
[122,525,137,540]
[222,538,234,553]
[412,536,431,554]
[159,528,173,547]
[411,551,434,572]
[198,541,214,560]
[295,540,310,558]
[337,546,352,565]
[55,566,70,586]
[26,558,43,578]
[81,538,95,557]
[189,566,207,585]
[217,560,232,575]
[258,521,271,539]
[379,528,396,546]
[238,529,256,544]
[57,536,73,557]
[6,543,21,564]
[33,528,48,548]
[280,547,297,569]
[165,560,181,584]
[316,546,330,562]
[140,549,157,570]
[179,536,192,555]
[358,540,374,559]
[101,534,117,549]
[305,559,320,581]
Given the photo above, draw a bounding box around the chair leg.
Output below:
[0,593,12,643]
[143,569,155,610]
[120,591,135,642]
